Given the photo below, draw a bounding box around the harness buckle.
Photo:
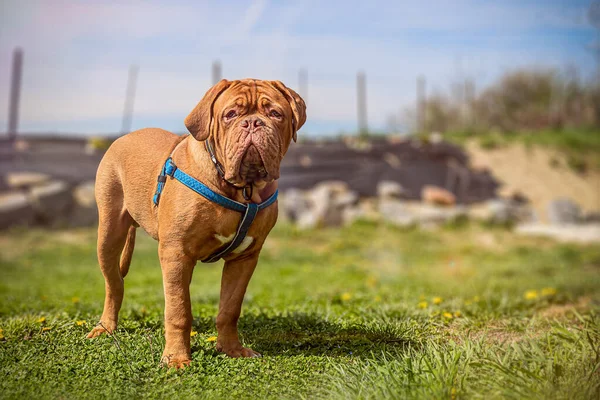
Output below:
[165,162,177,178]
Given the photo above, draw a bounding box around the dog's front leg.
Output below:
[159,243,195,368]
[216,253,261,358]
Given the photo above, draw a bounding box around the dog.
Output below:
[87,79,306,368]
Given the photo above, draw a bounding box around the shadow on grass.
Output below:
[193,312,419,358]
[113,310,419,359]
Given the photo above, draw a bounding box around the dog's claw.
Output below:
[86,323,114,338]
[218,345,261,358]
[161,355,191,369]
[242,348,262,358]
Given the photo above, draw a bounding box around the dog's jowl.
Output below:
[87,79,306,368]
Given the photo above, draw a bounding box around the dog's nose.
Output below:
[241,118,266,129]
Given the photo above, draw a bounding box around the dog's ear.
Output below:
[270,81,306,142]
[185,79,231,141]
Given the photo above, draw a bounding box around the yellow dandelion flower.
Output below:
[190,331,198,337]
[37,316,46,323]
[341,292,352,301]
[541,287,557,296]
[71,297,80,304]
[433,297,443,305]
[453,311,462,318]
[442,312,453,319]
[206,336,217,342]
[366,276,378,288]
[374,295,382,302]
[76,320,86,326]
[472,296,480,302]
[42,327,51,332]
[524,290,539,300]
[418,301,428,309]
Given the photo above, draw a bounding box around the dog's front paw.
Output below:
[161,353,191,369]
[217,343,261,358]
[86,321,116,338]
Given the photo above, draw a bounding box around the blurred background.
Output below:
[0,0,598,240]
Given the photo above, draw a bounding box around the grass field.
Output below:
[1,221,599,399]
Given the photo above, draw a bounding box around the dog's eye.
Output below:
[225,110,237,119]
[270,110,282,118]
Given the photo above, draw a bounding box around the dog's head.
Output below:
[184,79,306,186]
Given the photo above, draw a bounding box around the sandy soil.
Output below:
[467,142,600,222]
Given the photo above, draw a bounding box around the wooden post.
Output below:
[212,60,222,85]
[357,71,368,136]
[120,65,139,135]
[298,68,308,103]
[416,76,426,133]
[7,48,23,141]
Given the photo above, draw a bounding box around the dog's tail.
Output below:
[119,225,136,278]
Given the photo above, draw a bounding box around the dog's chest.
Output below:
[213,232,254,254]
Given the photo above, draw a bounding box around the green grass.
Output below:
[1,221,599,399]
[445,129,600,154]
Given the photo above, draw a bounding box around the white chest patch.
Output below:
[214,233,254,254]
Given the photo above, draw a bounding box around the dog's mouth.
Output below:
[239,144,268,183]
[223,131,281,186]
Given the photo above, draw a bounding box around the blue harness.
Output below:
[152,157,278,263]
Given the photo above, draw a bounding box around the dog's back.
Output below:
[96,128,182,239]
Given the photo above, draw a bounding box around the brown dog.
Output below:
[87,79,306,367]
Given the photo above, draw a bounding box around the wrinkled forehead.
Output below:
[215,80,287,109]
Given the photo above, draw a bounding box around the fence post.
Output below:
[357,71,368,136]
[120,65,139,135]
[8,48,23,141]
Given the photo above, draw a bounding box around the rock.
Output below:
[344,198,379,225]
[547,198,581,225]
[69,181,98,227]
[406,203,467,227]
[516,223,600,244]
[308,181,350,228]
[377,181,405,199]
[280,188,311,224]
[469,198,536,224]
[583,212,600,223]
[498,187,529,204]
[334,191,359,207]
[379,199,416,227]
[380,199,467,228]
[28,180,72,225]
[421,185,456,206]
[284,181,360,229]
[6,172,50,189]
[0,192,35,229]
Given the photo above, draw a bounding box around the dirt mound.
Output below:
[466,142,600,222]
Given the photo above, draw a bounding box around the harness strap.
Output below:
[152,157,278,262]
[202,203,258,263]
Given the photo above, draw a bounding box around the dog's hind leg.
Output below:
[87,190,134,338]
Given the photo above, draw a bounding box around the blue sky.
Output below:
[0,0,597,136]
